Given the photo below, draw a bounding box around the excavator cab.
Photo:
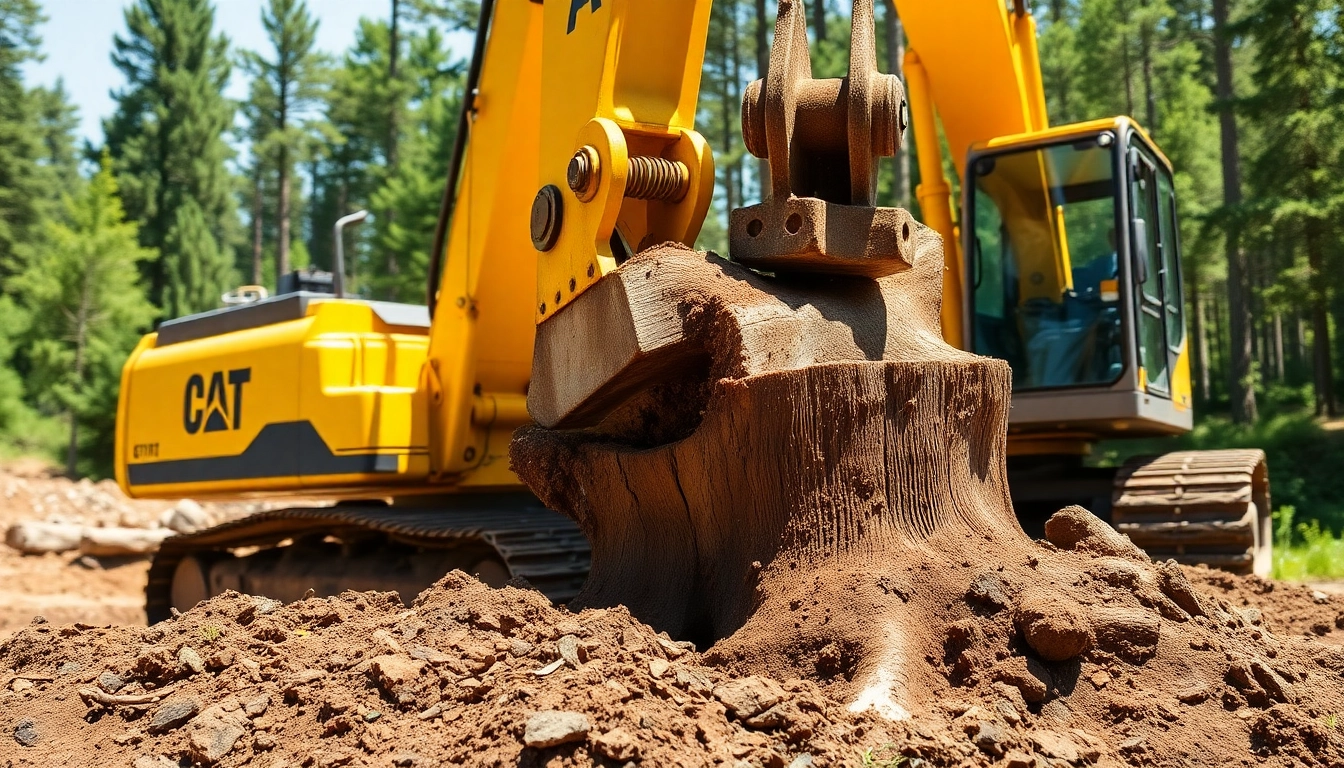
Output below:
[964,119,1192,442]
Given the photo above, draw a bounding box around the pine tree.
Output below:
[105,0,239,319]
[0,0,45,275]
[13,157,157,477]
[242,0,324,284]
[1241,0,1342,416]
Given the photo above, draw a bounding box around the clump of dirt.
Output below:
[1184,566,1344,645]
[3,566,1343,767]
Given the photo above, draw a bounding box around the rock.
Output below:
[10,678,33,693]
[244,693,270,717]
[993,656,1051,703]
[648,658,670,678]
[97,671,126,693]
[590,727,641,761]
[5,521,84,554]
[13,718,38,747]
[1312,590,1330,604]
[238,596,282,624]
[253,732,276,751]
[149,696,201,733]
[367,655,425,700]
[78,526,174,556]
[713,676,787,719]
[523,710,591,748]
[187,708,247,764]
[508,638,535,657]
[1155,560,1205,616]
[1004,751,1037,768]
[963,719,1006,756]
[1014,590,1093,661]
[1030,730,1081,763]
[968,572,1013,611]
[788,756,815,768]
[1249,659,1294,703]
[178,645,205,675]
[166,499,209,534]
[1091,606,1161,662]
[557,634,582,668]
[1044,506,1147,561]
[57,661,82,675]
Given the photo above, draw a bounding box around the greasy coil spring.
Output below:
[626,155,689,202]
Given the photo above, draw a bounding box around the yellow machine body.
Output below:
[116,298,433,500]
[119,0,1190,498]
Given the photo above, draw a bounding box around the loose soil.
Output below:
[1,566,1342,767]
[0,461,281,638]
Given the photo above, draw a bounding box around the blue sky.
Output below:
[22,0,473,145]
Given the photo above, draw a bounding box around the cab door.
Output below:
[1127,140,1184,398]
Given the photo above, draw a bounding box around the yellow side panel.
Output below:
[118,301,431,500]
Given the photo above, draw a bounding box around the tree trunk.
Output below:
[813,0,826,42]
[512,229,1270,719]
[1211,0,1256,423]
[1273,312,1285,383]
[1119,4,1135,118]
[1139,0,1157,132]
[67,270,92,477]
[385,0,401,278]
[1307,223,1336,416]
[1193,281,1212,402]
[252,166,264,285]
[884,1,910,208]
[278,144,291,280]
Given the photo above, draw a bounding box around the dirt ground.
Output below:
[0,462,274,638]
[2,464,1344,767]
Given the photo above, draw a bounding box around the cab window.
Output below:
[969,135,1124,391]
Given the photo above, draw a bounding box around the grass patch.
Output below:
[1272,506,1344,581]
[859,744,906,768]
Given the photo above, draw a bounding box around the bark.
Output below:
[1307,223,1336,415]
[385,0,401,276]
[251,167,264,285]
[67,269,92,477]
[813,0,826,42]
[1139,0,1157,132]
[278,144,291,280]
[1193,282,1212,402]
[1211,0,1256,423]
[1273,313,1285,383]
[884,1,910,208]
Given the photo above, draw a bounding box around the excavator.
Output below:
[113,0,1271,624]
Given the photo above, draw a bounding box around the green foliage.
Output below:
[1272,506,1344,581]
[241,0,326,284]
[0,0,47,272]
[859,743,906,768]
[105,0,239,319]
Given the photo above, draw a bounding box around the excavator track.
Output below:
[1110,449,1271,577]
[146,495,590,624]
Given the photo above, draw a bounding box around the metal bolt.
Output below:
[567,146,600,202]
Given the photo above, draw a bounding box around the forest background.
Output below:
[0,0,1341,575]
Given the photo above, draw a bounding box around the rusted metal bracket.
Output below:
[731,0,915,277]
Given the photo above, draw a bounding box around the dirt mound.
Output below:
[3,565,1343,767]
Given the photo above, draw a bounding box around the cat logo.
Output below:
[568,0,602,33]
[184,368,251,435]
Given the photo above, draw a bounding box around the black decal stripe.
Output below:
[127,421,405,486]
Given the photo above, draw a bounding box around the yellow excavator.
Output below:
[114,0,1270,623]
